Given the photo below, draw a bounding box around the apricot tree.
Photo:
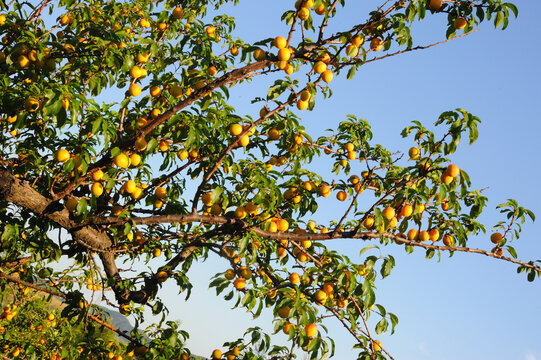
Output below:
[0,0,537,359]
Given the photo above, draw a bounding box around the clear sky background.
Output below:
[97,1,541,359]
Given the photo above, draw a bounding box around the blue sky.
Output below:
[150,1,541,359]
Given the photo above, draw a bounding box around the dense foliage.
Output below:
[0,0,536,359]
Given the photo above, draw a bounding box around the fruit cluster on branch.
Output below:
[0,0,531,359]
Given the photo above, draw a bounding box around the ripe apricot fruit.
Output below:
[239,135,250,147]
[224,269,235,280]
[91,182,103,197]
[346,44,358,57]
[135,52,150,63]
[305,323,317,338]
[297,99,308,110]
[233,278,245,290]
[319,184,331,197]
[92,169,104,182]
[418,230,430,242]
[336,190,347,201]
[321,70,333,83]
[490,232,503,244]
[156,270,168,282]
[352,35,364,46]
[158,140,169,152]
[408,146,420,159]
[277,48,291,61]
[407,228,418,240]
[129,153,141,166]
[129,83,141,97]
[443,234,454,246]
[277,218,289,231]
[298,7,310,20]
[314,290,327,304]
[283,322,295,334]
[202,192,213,206]
[211,349,222,359]
[428,0,442,10]
[207,66,217,76]
[155,186,167,199]
[278,306,291,318]
[172,6,183,19]
[454,17,467,29]
[170,85,183,98]
[382,207,395,220]
[130,65,145,79]
[289,272,301,284]
[370,38,383,51]
[441,173,453,185]
[149,86,161,97]
[239,266,252,279]
[445,164,460,177]
[55,149,70,163]
[364,216,375,229]
[313,61,327,74]
[428,228,440,241]
[253,48,266,61]
[134,137,147,151]
[114,153,129,168]
[300,90,311,102]
[399,204,413,218]
[274,36,287,49]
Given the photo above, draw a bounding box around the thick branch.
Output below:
[0,168,127,302]
[83,213,541,272]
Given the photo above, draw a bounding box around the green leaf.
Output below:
[389,313,399,334]
[494,11,504,28]
[147,137,159,152]
[110,147,121,157]
[44,95,63,117]
[121,55,135,72]
[506,246,517,259]
[468,124,479,144]
[241,291,252,306]
[56,107,67,126]
[239,235,249,254]
[224,290,234,301]
[525,209,535,222]
[210,187,223,203]
[380,256,395,278]
[347,66,356,80]
[446,26,456,39]
[1,224,16,243]
[359,246,375,257]
[375,318,388,334]
[476,6,485,22]
[76,198,87,216]
[527,269,535,282]
[503,3,518,18]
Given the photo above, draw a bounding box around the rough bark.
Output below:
[0,167,128,302]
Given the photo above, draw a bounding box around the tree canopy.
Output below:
[0,0,537,359]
